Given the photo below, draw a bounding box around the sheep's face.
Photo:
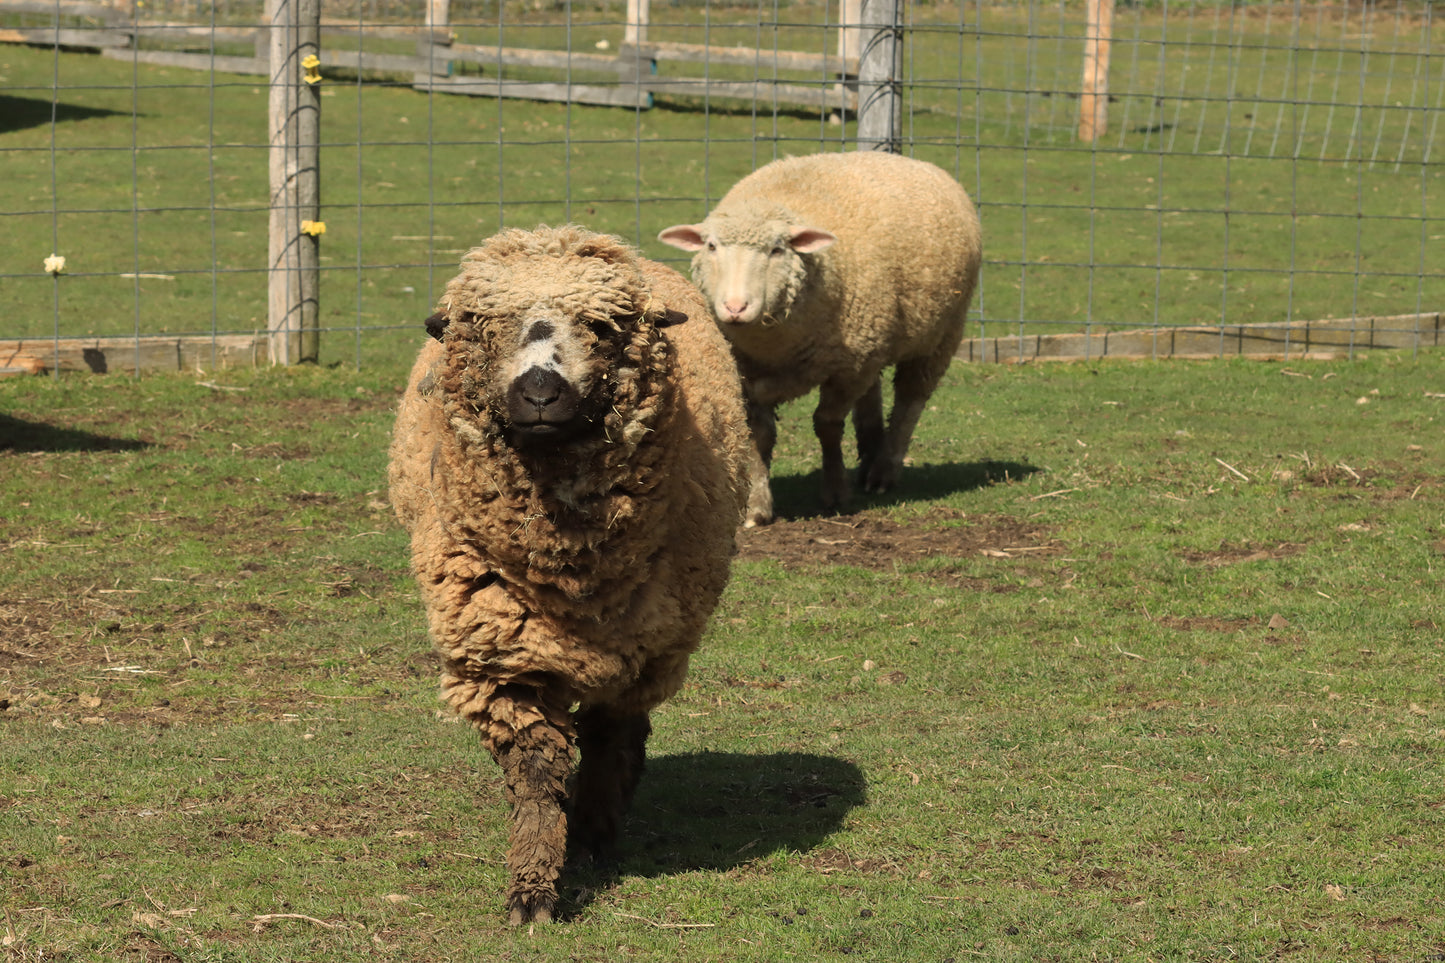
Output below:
[495,302,626,445]
[658,217,835,328]
[434,226,672,456]
[434,296,635,450]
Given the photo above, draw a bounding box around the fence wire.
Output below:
[1,0,1441,372]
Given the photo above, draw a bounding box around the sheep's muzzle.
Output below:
[505,365,587,443]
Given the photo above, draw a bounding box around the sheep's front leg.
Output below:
[569,706,652,860]
[479,683,575,926]
[814,384,853,513]
[743,398,777,527]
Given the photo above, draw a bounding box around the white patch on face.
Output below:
[503,307,592,392]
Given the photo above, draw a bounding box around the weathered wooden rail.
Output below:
[0,0,859,111]
[960,313,1445,364]
[1,335,268,376]
[5,313,1440,377]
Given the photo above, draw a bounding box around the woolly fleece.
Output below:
[661,151,982,523]
[388,226,750,921]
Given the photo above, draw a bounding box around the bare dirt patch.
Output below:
[802,847,905,876]
[735,507,1064,578]
[1175,542,1304,567]
[1293,464,1435,501]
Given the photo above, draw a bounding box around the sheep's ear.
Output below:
[655,308,690,328]
[425,311,449,341]
[657,225,707,252]
[788,226,837,254]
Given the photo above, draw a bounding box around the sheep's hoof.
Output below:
[744,495,774,528]
[861,459,901,495]
[507,892,556,926]
[818,486,850,515]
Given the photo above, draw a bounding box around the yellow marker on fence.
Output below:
[302,54,322,85]
[301,221,326,237]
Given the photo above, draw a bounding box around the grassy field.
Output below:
[2,347,1443,961]
[2,0,1442,364]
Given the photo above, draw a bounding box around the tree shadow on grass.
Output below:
[769,459,1044,521]
[0,95,129,134]
[0,413,149,453]
[559,750,865,918]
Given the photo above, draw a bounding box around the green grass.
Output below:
[3,1,1442,363]
[2,349,1443,961]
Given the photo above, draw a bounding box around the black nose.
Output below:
[516,367,565,409]
[506,366,579,436]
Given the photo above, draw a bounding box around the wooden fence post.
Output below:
[856,0,902,152]
[265,0,321,365]
[838,0,863,74]
[624,0,649,46]
[1078,0,1114,143]
[855,0,901,150]
[419,0,451,77]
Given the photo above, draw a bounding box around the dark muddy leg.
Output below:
[814,383,854,513]
[479,683,575,926]
[851,378,885,485]
[570,707,652,860]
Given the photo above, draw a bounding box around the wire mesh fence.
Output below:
[2,0,1441,373]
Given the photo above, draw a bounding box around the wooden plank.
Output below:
[416,73,653,108]
[644,76,855,110]
[320,23,447,43]
[447,41,622,73]
[325,47,428,75]
[621,40,856,75]
[957,313,1445,364]
[103,47,266,72]
[0,0,119,20]
[3,25,130,47]
[129,24,256,45]
[0,336,267,375]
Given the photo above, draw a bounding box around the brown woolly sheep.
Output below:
[389,225,750,925]
[660,151,983,526]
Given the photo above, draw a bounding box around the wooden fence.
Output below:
[0,0,860,112]
[5,312,1441,378]
[960,313,1445,364]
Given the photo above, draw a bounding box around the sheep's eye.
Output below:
[769,245,787,257]
[705,240,717,252]
[585,317,619,339]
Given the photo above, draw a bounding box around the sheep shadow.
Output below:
[768,458,1043,522]
[0,413,150,453]
[560,750,865,917]
[0,95,129,134]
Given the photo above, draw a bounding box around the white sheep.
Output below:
[389,225,750,925]
[659,150,982,526]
